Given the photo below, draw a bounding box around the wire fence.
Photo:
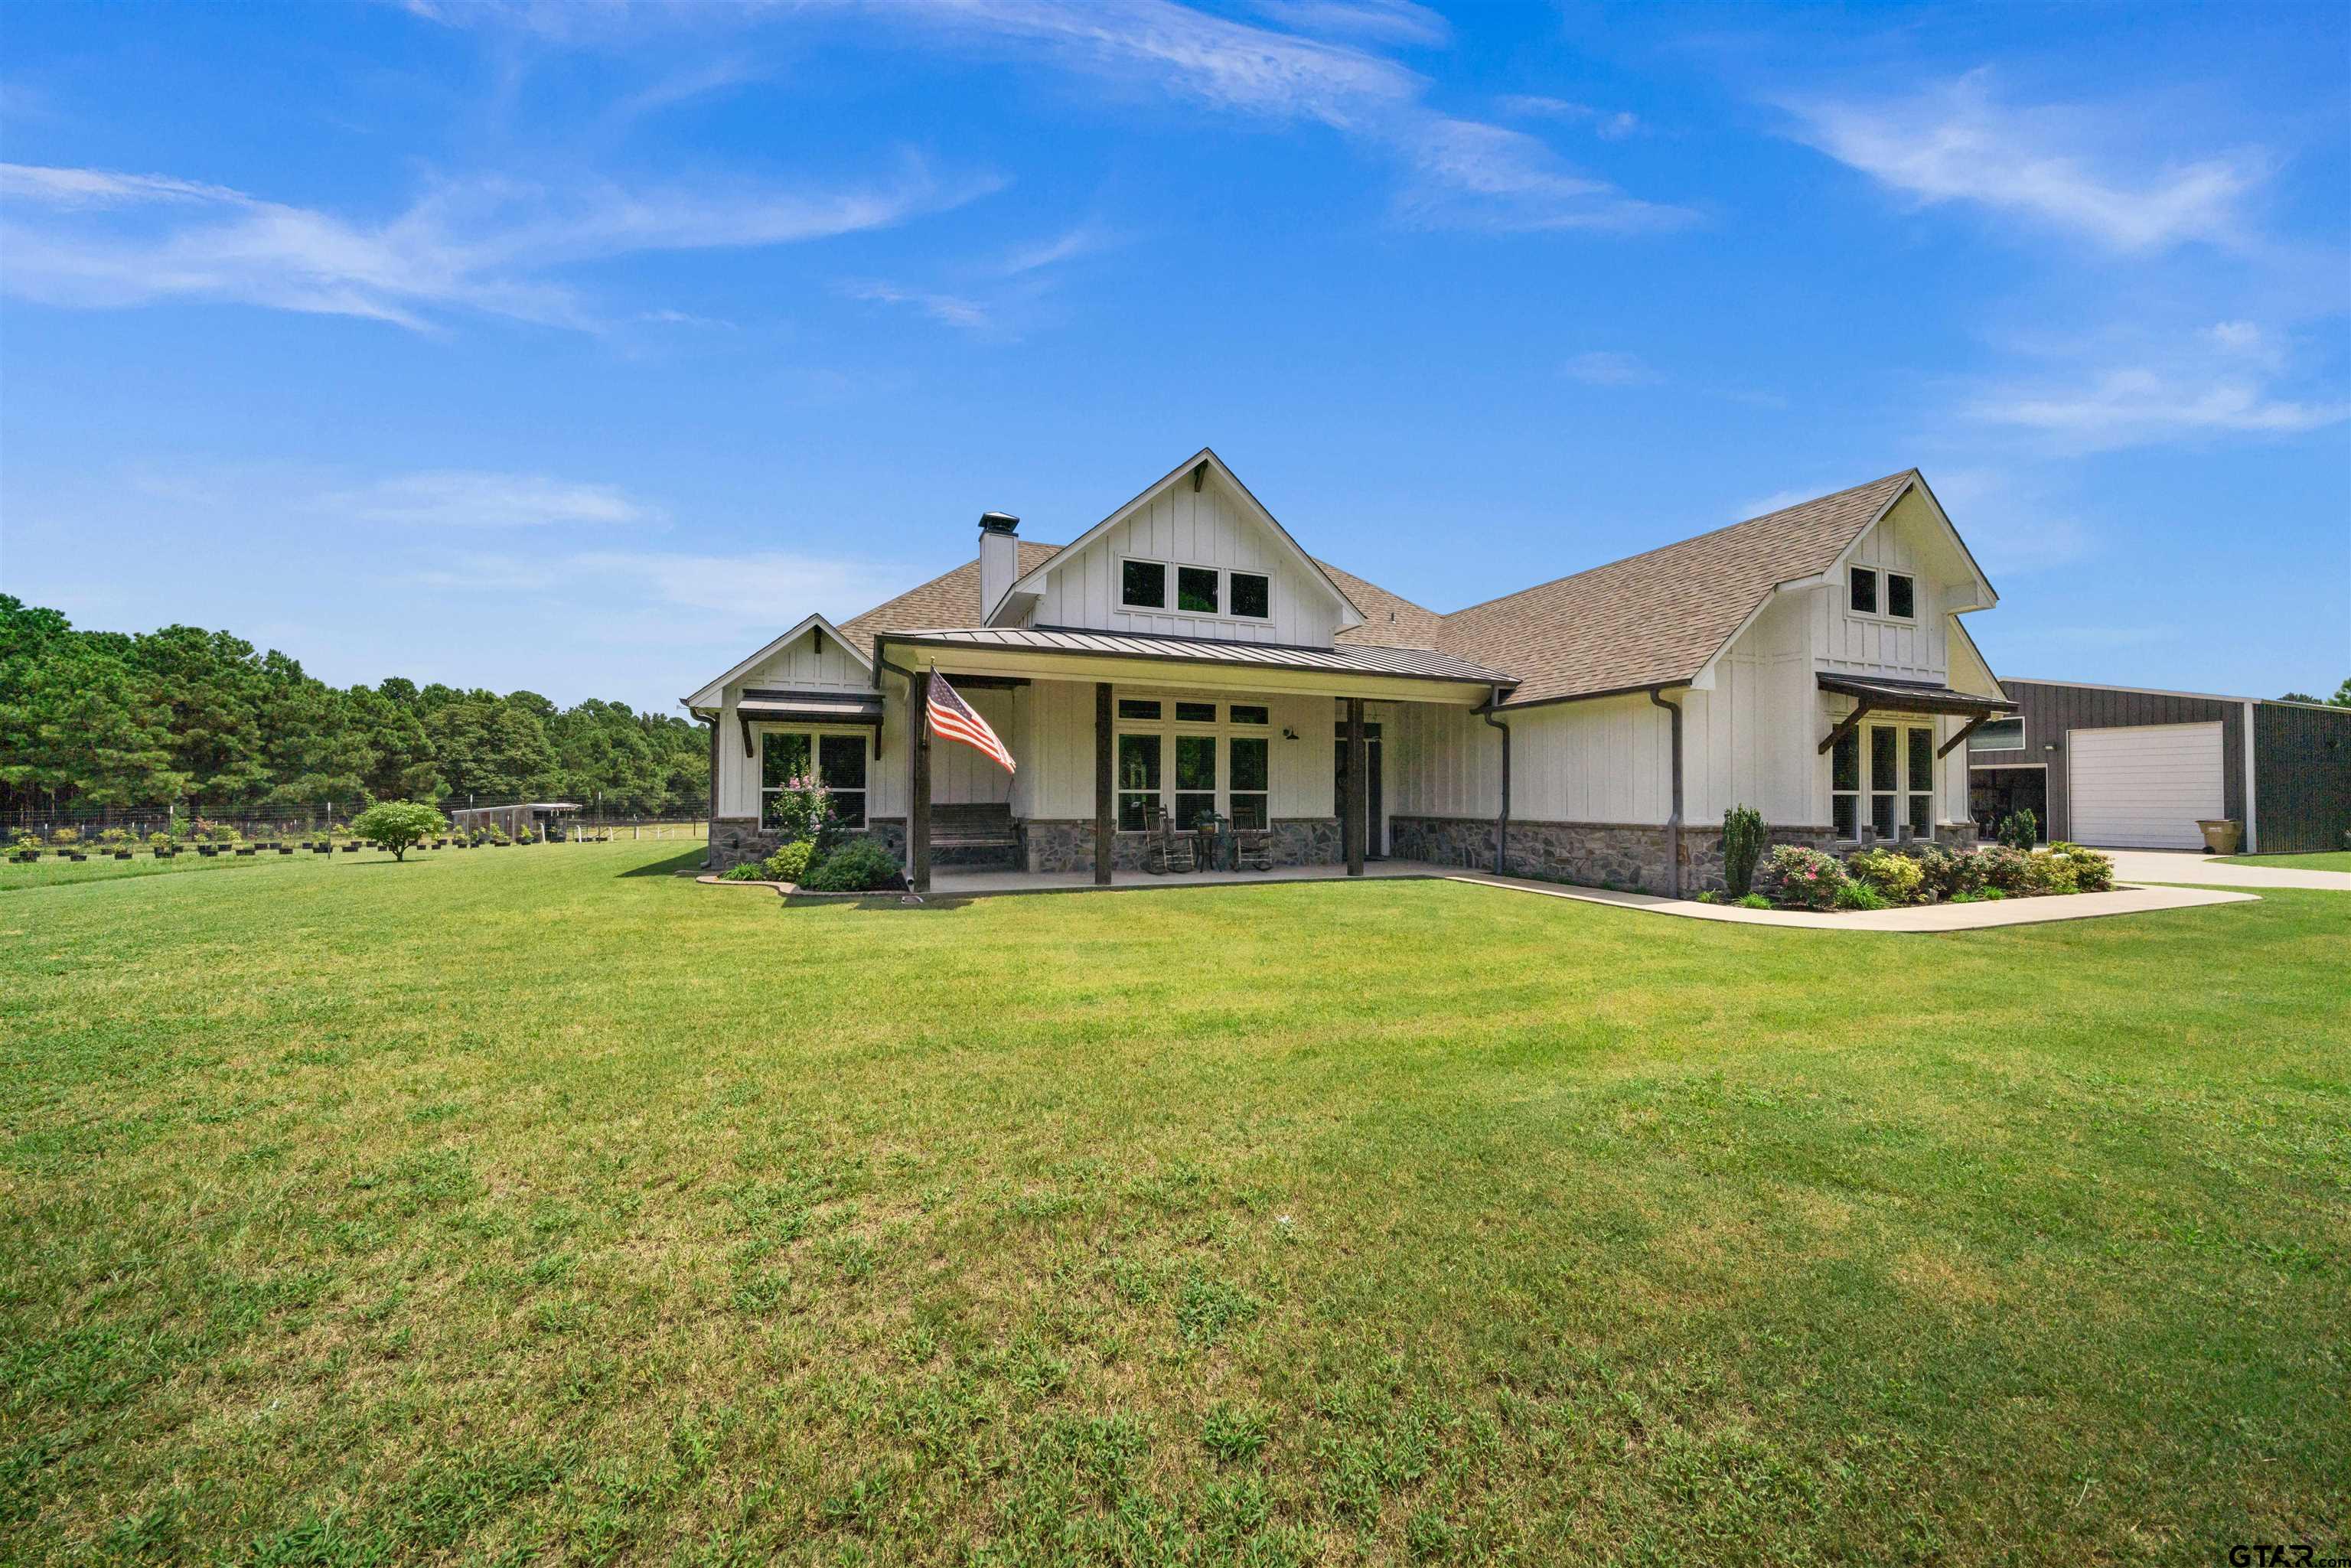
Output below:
[5,800,709,846]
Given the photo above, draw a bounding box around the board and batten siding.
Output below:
[1809,489,1963,684]
[1387,693,1676,825]
[1969,680,2246,844]
[2252,701,2351,852]
[1026,474,1343,646]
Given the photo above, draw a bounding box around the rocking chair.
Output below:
[1146,810,1196,875]
[1231,826,1274,872]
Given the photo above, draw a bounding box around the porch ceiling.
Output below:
[876,627,1514,706]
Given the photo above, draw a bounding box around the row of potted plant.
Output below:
[6,828,555,862]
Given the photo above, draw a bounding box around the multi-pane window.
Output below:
[1837,722,1935,840]
[1175,701,1218,724]
[1229,736,1269,829]
[1117,734,1162,831]
[1118,559,1274,621]
[1229,704,1269,725]
[1173,735,1218,830]
[1849,566,1877,614]
[1886,572,1916,619]
[1229,572,1270,619]
[761,730,866,829]
[1121,559,1167,609]
[1118,698,1162,720]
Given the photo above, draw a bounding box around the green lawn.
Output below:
[2235,849,2351,872]
[4,844,2344,1565]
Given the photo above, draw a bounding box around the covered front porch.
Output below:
[873,628,1513,894]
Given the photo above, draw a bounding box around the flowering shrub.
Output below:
[1847,847,1925,905]
[764,774,836,852]
[1761,845,1847,910]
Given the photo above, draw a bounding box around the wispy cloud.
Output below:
[1778,69,2264,252]
[843,280,997,333]
[323,471,659,528]
[0,157,996,331]
[849,0,1689,234]
[1562,350,1660,387]
[1498,96,1641,141]
[1968,368,2349,449]
[1244,0,1449,48]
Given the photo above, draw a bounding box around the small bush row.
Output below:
[719,835,902,892]
[1744,839,2115,911]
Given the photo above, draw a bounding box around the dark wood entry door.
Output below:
[1333,722,1384,858]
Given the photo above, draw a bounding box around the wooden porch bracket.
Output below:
[739,712,755,758]
[1093,682,1114,885]
[1938,712,1989,758]
[1345,696,1367,877]
[909,670,931,894]
[1818,699,1876,756]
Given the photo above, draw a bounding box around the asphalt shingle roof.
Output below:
[832,470,1922,709]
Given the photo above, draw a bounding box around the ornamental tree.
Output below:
[351,800,447,862]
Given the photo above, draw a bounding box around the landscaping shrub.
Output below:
[1735,892,1771,910]
[49,828,78,847]
[1976,846,2033,893]
[1761,846,1847,910]
[99,827,129,846]
[719,862,768,882]
[2044,842,2115,892]
[2021,851,2079,895]
[1834,879,1889,911]
[1995,808,2038,851]
[801,838,904,893]
[764,776,839,855]
[761,840,816,883]
[1847,847,1925,905]
[1721,805,1768,898]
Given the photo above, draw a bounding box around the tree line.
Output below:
[0,595,708,820]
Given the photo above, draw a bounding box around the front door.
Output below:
[1332,722,1384,858]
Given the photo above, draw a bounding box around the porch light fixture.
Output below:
[1281,726,1299,740]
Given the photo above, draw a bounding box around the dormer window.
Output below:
[1849,566,1877,614]
[1886,572,1915,619]
[1229,572,1270,619]
[1122,559,1167,609]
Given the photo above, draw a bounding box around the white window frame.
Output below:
[1114,558,1273,622]
[1848,566,1879,617]
[1885,571,1917,621]
[1114,695,1275,830]
[759,725,869,830]
[1847,565,1918,624]
[1831,717,1936,840]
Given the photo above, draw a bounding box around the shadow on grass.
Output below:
[621,847,711,878]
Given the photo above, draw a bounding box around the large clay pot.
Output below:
[2196,819,2242,856]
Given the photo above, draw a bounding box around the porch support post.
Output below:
[909,670,931,893]
[1094,682,1114,885]
[1345,696,1367,877]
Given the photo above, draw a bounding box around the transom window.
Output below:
[1848,566,1916,621]
[1968,716,2025,752]
[761,729,868,829]
[1832,720,1933,839]
[1117,558,1273,620]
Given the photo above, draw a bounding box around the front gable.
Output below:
[683,613,869,712]
[991,449,1365,647]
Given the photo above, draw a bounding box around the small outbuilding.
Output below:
[447,801,580,840]
[1968,680,2349,852]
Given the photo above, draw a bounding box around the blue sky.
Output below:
[3,0,2345,710]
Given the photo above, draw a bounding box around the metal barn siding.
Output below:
[1975,681,2245,844]
[2253,702,2351,852]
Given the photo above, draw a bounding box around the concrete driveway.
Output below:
[2102,849,2351,891]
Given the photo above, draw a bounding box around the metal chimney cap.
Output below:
[978,511,1020,535]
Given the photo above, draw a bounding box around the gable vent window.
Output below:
[1229,572,1270,620]
[1848,566,1878,615]
[1177,566,1220,614]
[1887,572,1915,619]
[1122,559,1168,609]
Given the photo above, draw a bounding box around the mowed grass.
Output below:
[2235,850,2351,873]
[2,845,2345,1566]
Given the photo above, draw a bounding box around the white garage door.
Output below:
[2068,722,2224,849]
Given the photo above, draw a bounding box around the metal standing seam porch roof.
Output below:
[1815,673,2017,715]
[874,625,1518,686]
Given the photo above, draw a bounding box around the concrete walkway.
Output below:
[2101,849,2351,891]
[710,858,2258,931]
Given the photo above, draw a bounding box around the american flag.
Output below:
[927,673,1016,774]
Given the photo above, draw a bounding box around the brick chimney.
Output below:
[977,511,1019,623]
